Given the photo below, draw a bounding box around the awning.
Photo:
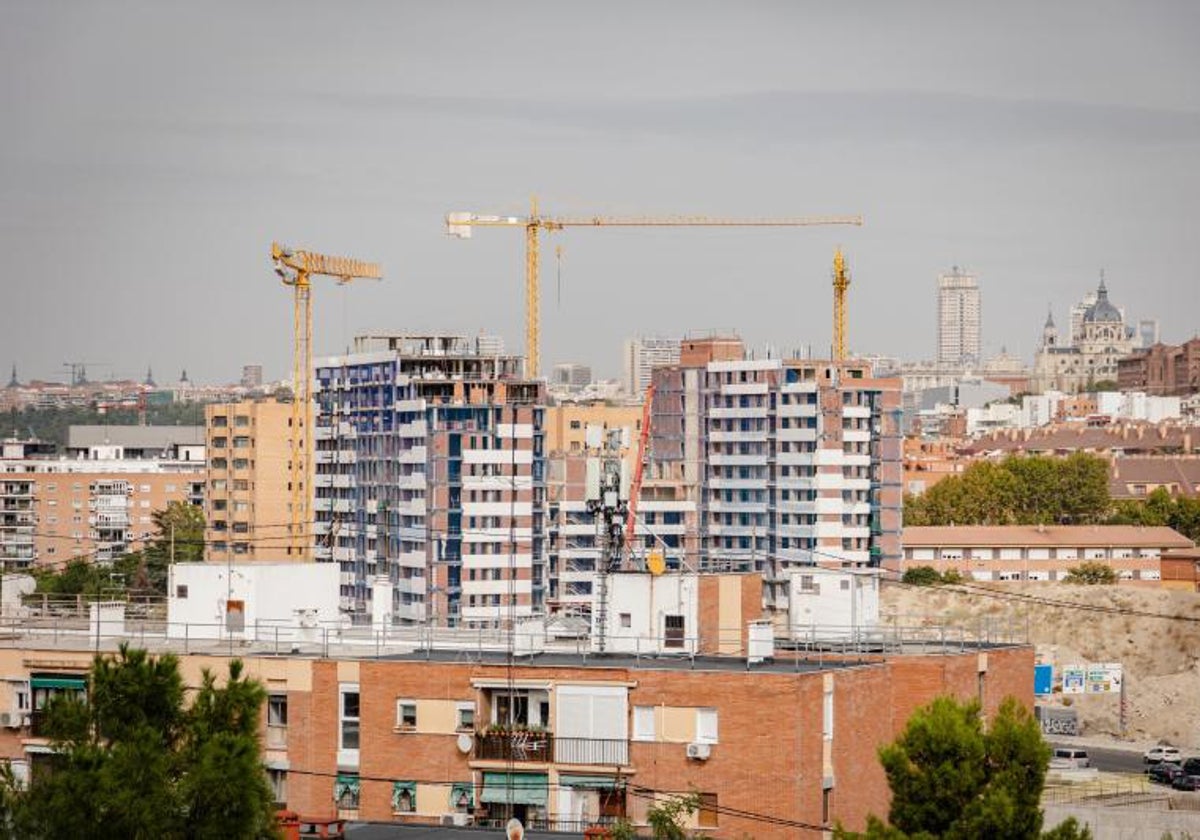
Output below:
[450,782,475,809]
[30,675,86,691]
[559,775,620,790]
[480,772,548,807]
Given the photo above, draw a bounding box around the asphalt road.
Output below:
[1049,741,1147,774]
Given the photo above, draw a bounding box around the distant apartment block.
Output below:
[936,267,981,367]
[622,337,680,398]
[1118,338,1200,396]
[550,363,592,390]
[315,334,545,626]
[650,338,903,573]
[902,525,1194,583]
[0,429,204,568]
[203,399,293,562]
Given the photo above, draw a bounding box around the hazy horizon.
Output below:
[3,1,1198,385]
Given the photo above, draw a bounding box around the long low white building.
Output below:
[902,525,1194,582]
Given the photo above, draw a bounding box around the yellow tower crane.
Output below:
[832,247,851,361]
[446,198,863,378]
[271,242,382,559]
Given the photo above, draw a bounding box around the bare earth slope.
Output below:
[880,581,1200,747]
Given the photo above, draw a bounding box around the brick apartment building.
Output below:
[0,638,1032,838]
[0,429,204,569]
[650,338,903,573]
[1118,338,1200,396]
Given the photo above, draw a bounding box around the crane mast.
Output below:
[447,199,863,378]
[832,247,851,361]
[271,242,382,560]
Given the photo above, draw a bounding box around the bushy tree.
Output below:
[836,696,1091,840]
[1062,561,1117,585]
[1109,487,1200,543]
[11,645,277,839]
[905,454,1111,527]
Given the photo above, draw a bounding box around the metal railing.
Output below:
[554,737,628,766]
[474,730,553,763]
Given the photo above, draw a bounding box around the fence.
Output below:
[0,612,1028,664]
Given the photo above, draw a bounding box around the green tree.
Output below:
[1062,561,1118,585]
[12,645,278,839]
[836,696,1090,840]
[644,791,701,840]
[904,454,1112,528]
[137,501,206,594]
[902,566,943,586]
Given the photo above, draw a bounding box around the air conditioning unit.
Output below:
[686,742,711,761]
[0,713,12,729]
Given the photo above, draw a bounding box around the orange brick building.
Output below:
[0,639,1032,838]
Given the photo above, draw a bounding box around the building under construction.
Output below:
[314,334,545,625]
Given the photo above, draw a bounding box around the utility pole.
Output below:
[585,426,629,653]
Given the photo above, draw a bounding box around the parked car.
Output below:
[1144,745,1182,765]
[1170,758,1200,791]
[1171,770,1200,791]
[1051,747,1090,769]
[1148,762,1184,785]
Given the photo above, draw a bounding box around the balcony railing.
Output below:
[473,731,630,766]
[474,730,553,763]
[554,737,628,766]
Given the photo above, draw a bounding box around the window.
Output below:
[335,774,360,810]
[392,782,416,813]
[175,585,188,599]
[620,613,632,628]
[698,793,718,828]
[395,700,417,730]
[268,768,287,805]
[235,415,250,427]
[695,708,718,744]
[339,684,360,762]
[211,415,228,428]
[664,614,685,648]
[823,686,834,741]
[456,702,475,732]
[633,706,655,741]
[268,694,288,726]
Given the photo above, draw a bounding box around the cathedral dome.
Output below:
[1083,278,1121,323]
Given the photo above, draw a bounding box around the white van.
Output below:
[1052,748,1090,768]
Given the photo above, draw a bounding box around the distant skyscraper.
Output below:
[240,364,263,389]
[622,337,680,396]
[936,267,981,367]
[551,363,592,389]
[1138,319,1160,349]
[1069,290,1098,347]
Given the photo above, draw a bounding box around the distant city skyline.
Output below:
[2,2,1198,383]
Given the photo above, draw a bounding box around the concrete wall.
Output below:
[166,562,340,639]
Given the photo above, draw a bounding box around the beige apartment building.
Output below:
[204,399,295,562]
[544,403,643,457]
[0,433,204,568]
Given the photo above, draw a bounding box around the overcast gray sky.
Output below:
[3,1,1198,384]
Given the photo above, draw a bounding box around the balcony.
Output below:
[474,730,553,763]
[473,731,629,766]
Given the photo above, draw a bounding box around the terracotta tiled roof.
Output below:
[1109,457,1200,498]
[903,525,1194,549]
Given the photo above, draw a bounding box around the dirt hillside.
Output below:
[880,581,1200,747]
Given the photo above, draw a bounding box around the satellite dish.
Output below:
[456,732,473,754]
[506,818,525,840]
[647,550,666,576]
